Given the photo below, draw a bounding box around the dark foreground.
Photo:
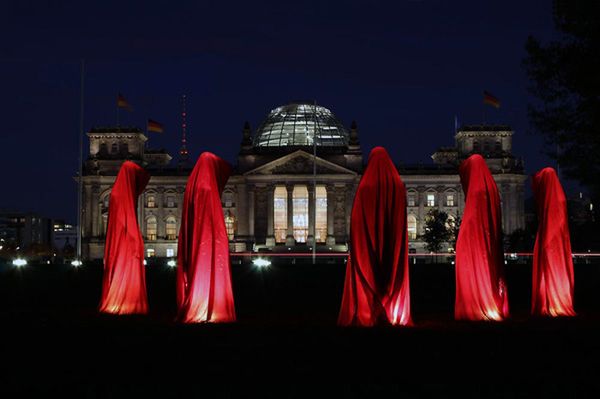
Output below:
[1,258,600,397]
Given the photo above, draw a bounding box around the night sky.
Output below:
[1,0,560,223]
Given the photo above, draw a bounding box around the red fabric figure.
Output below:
[455,154,509,321]
[99,161,150,315]
[176,152,236,323]
[338,147,412,327]
[531,167,576,316]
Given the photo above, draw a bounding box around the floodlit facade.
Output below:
[80,103,526,260]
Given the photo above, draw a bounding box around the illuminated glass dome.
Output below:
[253,103,349,148]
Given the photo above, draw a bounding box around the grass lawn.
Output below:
[1,258,599,397]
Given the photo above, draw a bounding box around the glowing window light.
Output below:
[167,259,176,268]
[12,258,27,267]
[252,258,271,268]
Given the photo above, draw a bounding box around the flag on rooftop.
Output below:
[147,119,164,133]
[117,93,133,111]
[483,91,501,108]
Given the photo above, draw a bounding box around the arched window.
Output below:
[166,195,176,208]
[111,142,118,154]
[273,186,287,243]
[99,143,108,155]
[166,216,177,240]
[146,216,157,241]
[315,185,327,243]
[407,215,417,240]
[224,212,236,241]
[146,195,156,208]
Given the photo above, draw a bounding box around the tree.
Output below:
[523,0,600,216]
[447,214,461,252]
[422,209,452,254]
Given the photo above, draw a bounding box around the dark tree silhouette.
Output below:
[422,209,452,254]
[523,0,600,215]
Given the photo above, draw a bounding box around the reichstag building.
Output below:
[81,102,526,259]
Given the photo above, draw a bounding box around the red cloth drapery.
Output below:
[531,167,575,316]
[455,154,509,321]
[338,147,411,326]
[176,152,236,323]
[99,161,150,315]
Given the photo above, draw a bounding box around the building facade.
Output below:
[80,103,526,260]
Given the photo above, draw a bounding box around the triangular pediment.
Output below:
[244,150,357,176]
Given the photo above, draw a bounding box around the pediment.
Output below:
[244,150,357,176]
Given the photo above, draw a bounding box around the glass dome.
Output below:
[253,103,349,148]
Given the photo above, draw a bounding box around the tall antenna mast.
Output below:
[178,94,189,167]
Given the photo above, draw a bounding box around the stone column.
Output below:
[307,184,316,247]
[417,186,425,236]
[91,185,100,237]
[235,183,248,239]
[248,185,255,239]
[265,185,275,247]
[285,184,295,246]
[326,184,336,246]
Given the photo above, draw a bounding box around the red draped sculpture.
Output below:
[99,161,150,315]
[176,152,236,323]
[531,167,576,317]
[338,147,412,327]
[455,154,509,321]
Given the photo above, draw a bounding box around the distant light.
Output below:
[451,261,455,265]
[143,259,147,266]
[46,260,51,265]
[0,245,3,250]
[12,258,27,267]
[167,259,176,268]
[71,260,82,267]
[252,258,271,268]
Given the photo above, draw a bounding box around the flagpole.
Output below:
[312,100,317,265]
[77,60,84,261]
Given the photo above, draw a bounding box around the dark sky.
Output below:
[1,0,561,223]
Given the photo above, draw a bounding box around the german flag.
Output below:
[483,91,500,108]
[147,119,164,133]
[117,93,133,111]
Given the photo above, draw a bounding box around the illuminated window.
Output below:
[293,185,309,243]
[147,195,156,208]
[146,248,155,258]
[166,216,177,240]
[315,185,327,243]
[407,193,416,207]
[166,248,174,257]
[407,215,417,240]
[427,194,435,207]
[446,194,455,207]
[273,186,287,243]
[166,195,175,208]
[224,212,235,241]
[146,216,157,241]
